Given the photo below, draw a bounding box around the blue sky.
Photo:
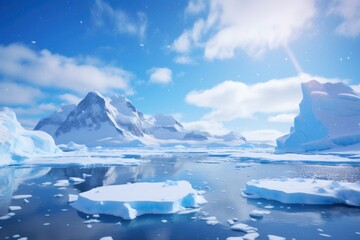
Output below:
[0,0,359,142]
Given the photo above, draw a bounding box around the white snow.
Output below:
[0,108,59,165]
[70,180,207,220]
[277,80,360,152]
[243,178,360,206]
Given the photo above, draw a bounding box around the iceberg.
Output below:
[70,180,207,220]
[0,108,59,164]
[277,80,360,152]
[243,178,360,206]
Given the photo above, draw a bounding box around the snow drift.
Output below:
[0,108,59,164]
[277,80,360,152]
[70,180,207,220]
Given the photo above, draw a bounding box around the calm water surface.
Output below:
[1,154,360,240]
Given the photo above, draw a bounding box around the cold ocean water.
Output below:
[1,153,360,240]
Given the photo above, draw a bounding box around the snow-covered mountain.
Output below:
[35,92,246,147]
[277,80,360,152]
[0,108,59,164]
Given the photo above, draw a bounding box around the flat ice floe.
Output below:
[70,180,207,220]
[243,178,360,206]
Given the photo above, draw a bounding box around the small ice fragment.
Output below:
[206,220,219,225]
[161,219,167,223]
[54,194,63,198]
[0,214,11,220]
[61,209,68,212]
[202,216,217,221]
[54,180,69,187]
[249,209,271,218]
[317,228,324,232]
[23,199,29,204]
[18,238,28,240]
[86,224,92,229]
[93,214,100,218]
[68,194,78,203]
[264,205,274,209]
[83,219,100,224]
[319,233,332,238]
[233,218,239,222]
[114,222,122,226]
[44,214,50,217]
[227,237,243,240]
[231,223,257,233]
[31,41,36,44]
[197,190,206,195]
[43,223,50,226]
[41,182,52,186]
[227,219,235,225]
[355,232,360,235]
[69,177,85,184]
[12,234,20,238]
[12,195,32,200]
[9,206,22,211]
[268,235,286,240]
[82,173,92,178]
[243,232,259,239]
[99,237,113,240]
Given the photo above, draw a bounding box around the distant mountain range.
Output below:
[35,91,246,147]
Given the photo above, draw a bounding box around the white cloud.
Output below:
[59,93,82,105]
[182,120,229,135]
[92,0,147,39]
[352,84,360,93]
[0,44,133,94]
[173,0,316,59]
[0,82,43,105]
[186,74,343,122]
[185,0,206,15]
[174,55,195,64]
[13,103,58,116]
[268,113,297,123]
[148,67,172,84]
[328,0,360,37]
[241,129,285,144]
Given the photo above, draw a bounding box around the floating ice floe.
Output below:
[268,235,286,240]
[243,178,360,206]
[249,209,271,218]
[69,177,85,184]
[70,180,207,220]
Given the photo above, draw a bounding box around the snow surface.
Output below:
[0,108,59,164]
[277,80,360,152]
[70,180,207,220]
[243,178,360,206]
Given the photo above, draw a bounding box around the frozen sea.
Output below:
[1,149,360,240]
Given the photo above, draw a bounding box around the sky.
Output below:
[0,0,359,143]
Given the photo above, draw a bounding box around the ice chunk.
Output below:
[68,194,78,203]
[54,180,69,187]
[69,177,85,184]
[12,195,32,200]
[249,209,271,218]
[277,80,360,152]
[243,178,360,206]
[268,235,286,240]
[0,108,59,165]
[99,237,113,240]
[9,206,22,211]
[231,223,257,233]
[70,180,206,220]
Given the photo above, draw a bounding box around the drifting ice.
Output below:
[70,180,207,220]
[243,178,360,206]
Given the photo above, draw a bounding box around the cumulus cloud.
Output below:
[328,0,360,37]
[0,82,43,105]
[182,120,229,135]
[185,0,206,15]
[173,0,316,59]
[174,55,195,64]
[92,0,147,39]
[185,74,343,122]
[148,67,172,84]
[0,44,133,94]
[58,93,82,105]
[241,129,285,144]
[268,113,297,123]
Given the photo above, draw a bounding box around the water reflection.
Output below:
[0,156,360,240]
